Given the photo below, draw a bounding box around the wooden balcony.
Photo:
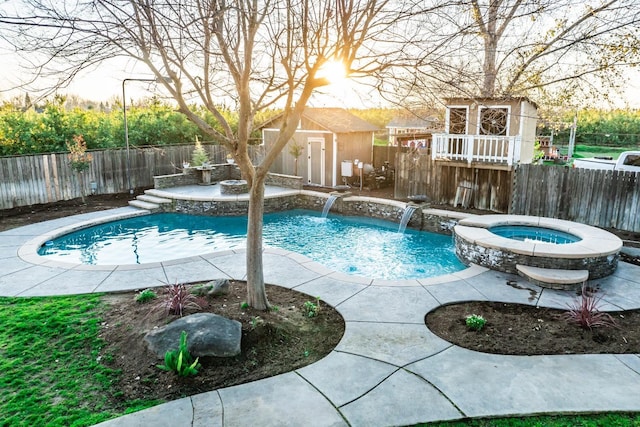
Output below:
[431,134,521,166]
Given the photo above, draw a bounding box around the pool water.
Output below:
[38,210,465,280]
[488,225,581,244]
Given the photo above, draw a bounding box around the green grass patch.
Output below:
[571,144,631,159]
[0,295,161,427]
[414,412,640,426]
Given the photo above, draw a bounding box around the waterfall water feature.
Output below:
[321,195,339,218]
[398,205,418,233]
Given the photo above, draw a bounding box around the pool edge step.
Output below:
[516,264,588,290]
[128,200,160,211]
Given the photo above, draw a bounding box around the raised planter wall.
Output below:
[153,169,200,189]
[154,168,303,191]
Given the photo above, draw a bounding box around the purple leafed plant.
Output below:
[563,283,617,330]
[153,282,204,317]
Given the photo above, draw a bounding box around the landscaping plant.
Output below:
[303,297,321,318]
[465,314,487,331]
[157,331,201,377]
[135,289,157,304]
[191,137,209,166]
[152,282,204,317]
[563,283,617,330]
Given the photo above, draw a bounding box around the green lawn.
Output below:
[1,295,639,427]
[570,144,634,159]
[0,295,160,427]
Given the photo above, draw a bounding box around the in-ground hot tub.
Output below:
[454,215,622,280]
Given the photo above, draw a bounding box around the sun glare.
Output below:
[318,60,348,84]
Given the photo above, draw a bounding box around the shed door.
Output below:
[307,137,325,185]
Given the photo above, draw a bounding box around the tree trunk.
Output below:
[482,36,497,97]
[245,172,269,310]
[78,171,86,204]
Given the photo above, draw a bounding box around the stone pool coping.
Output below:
[455,214,622,259]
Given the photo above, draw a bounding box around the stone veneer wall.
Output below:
[153,169,200,189]
[165,188,463,237]
[265,173,303,190]
[174,194,301,216]
[154,168,303,190]
[454,233,618,279]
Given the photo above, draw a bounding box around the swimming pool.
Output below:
[38,210,465,280]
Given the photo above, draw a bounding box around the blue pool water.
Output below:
[38,210,465,279]
[489,225,581,244]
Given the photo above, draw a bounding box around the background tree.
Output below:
[0,0,415,309]
[400,0,640,106]
[66,135,93,203]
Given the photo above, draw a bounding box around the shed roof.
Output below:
[386,115,440,129]
[302,108,381,133]
[260,108,380,133]
[444,96,538,109]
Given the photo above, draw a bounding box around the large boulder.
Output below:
[145,312,242,359]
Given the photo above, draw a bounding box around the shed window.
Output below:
[449,108,467,134]
[479,107,508,136]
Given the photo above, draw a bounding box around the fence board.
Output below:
[511,165,640,232]
[3,147,639,233]
[0,144,262,210]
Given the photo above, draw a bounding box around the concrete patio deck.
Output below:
[1,199,640,427]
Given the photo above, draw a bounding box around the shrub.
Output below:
[66,135,93,173]
[303,297,321,318]
[563,283,617,330]
[191,138,209,166]
[135,289,157,304]
[153,282,204,317]
[157,331,200,376]
[465,314,487,331]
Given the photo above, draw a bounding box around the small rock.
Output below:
[191,279,231,297]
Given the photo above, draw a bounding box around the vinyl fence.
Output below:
[0,144,263,210]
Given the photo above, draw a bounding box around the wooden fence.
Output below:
[394,151,513,212]
[3,147,639,232]
[0,144,262,210]
[511,164,640,232]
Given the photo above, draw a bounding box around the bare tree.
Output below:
[0,0,415,309]
[403,0,640,103]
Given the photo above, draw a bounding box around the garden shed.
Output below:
[395,97,539,211]
[433,97,538,167]
[261,108,380,187]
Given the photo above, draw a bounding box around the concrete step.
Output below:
[128,200,160,211]
[516,264,588,290]
[137,194,173,205]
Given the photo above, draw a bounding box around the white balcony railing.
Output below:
[431,134,521,165]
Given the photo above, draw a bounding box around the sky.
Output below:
[0,50,384,109]
[2,43,640,110]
